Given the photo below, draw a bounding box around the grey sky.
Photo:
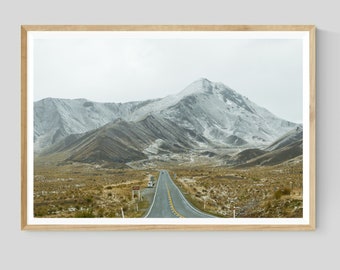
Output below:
[33,36,303,123]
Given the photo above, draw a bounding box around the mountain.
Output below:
[265,126,303,151]
[227,148,267,165]
[126,78,297,146]
[34,78,300,165]
[228,127,303,167]
[34,97,155,152]
[39,114,210,164]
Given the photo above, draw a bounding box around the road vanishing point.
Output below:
[144,170,215,218]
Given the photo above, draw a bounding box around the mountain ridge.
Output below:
[39,113,211,164]
[34,78,300,166]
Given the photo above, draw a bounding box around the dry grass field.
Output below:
[34,163,157,218]
[34,160,303,218]
[170,162,303,218]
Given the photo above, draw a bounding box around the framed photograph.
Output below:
[21,25,315,230]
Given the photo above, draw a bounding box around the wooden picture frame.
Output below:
[21,25,315,230]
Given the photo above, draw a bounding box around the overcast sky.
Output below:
[33,35,303,123]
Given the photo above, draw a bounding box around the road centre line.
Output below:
[167,172,216,218]
[166,183,184,218]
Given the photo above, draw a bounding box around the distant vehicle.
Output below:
[147,181,154,188]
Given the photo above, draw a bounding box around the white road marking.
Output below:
[144,172,162,218]
[145,170,215,218]
[166,171,216,218]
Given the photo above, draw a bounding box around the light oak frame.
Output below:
[21,25,316,231]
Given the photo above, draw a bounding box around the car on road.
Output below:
[147,181,154,188]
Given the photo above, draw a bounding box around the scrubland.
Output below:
[170,162,303,218]
[34,161,303,218]
[34,163,156,218]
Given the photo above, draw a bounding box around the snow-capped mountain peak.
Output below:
[34,78,298,153]
[177,78,213,96]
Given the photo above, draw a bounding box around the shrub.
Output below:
[34,206,48,217]
[97,208,105,217]
[274,188,291,200]
[74,209,95,218]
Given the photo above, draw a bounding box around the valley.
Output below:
[33,78,304,218]
[34,160,302,218]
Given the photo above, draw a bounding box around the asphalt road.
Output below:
[144,170,214,218]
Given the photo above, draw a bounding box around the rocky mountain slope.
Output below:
[34,78,301,166]
[228,126,303,167]
[40,114,210,164]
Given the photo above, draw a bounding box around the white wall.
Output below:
[0,1,338,269]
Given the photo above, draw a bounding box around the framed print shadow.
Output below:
[21,25,315,230]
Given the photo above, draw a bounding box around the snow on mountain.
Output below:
[40,114,209,164]
[224,126,303,167]
[34,98,145,152]
[265,125,303,151]
[34,78,299,154]
[128,78,297,146]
